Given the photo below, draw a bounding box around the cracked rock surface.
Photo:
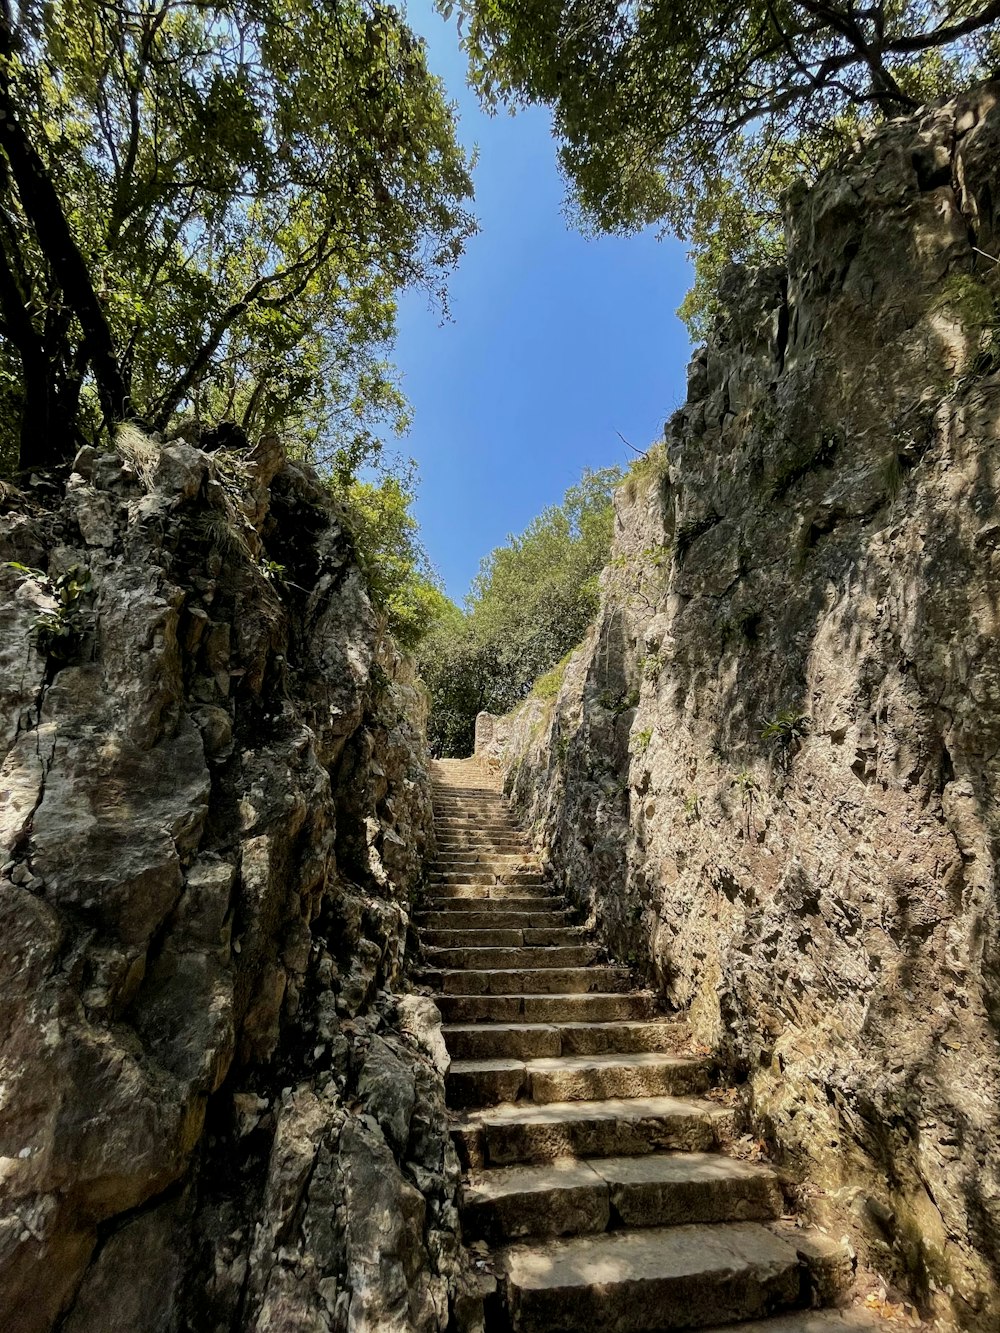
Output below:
[0,438,478,1331]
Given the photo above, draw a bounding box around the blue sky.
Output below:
[394,0,693,604]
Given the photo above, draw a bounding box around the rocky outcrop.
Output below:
[483,82,1000,1330]
[0,436,478,1330]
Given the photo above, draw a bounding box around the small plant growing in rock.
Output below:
[638,651,666,680]
[6,562,92,663]
[760,709,810,746]
[682,791,701,821]
[632,727,653,754]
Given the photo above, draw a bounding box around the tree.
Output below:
[418,466,622,754]
[443,0,1000,332]
[344,465,453,650]
[0,0,475,472]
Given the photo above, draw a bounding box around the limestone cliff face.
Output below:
[0,438,476,1331]
[485,82,1000,1329]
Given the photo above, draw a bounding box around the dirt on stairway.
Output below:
[416,759,894,1333]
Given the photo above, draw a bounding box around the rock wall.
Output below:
[0,436,478,1331]
[486,82,1000,1330]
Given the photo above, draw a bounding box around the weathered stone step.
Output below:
[421,899,565,917]
[425,883,556,900]
[425,944,599,971]
[462,1151,783,1241]
[500,1222,801,1333]
[435,848,530,861]
[434,832,526,844]
[420,903,565,922]
[415,909,572,930]
[699,1313,884,1333]
[433,787,504,796]
[435,992,658,1026]
[434,854,539,869]
[434,799,509,810]
[430,869,548,885]
[432,865,543,879]
[453,1093,733,1168]
[434,816,520,829]
[420,926,587,949]
[441,1019,685,1061]
[447,1051,710,1108]
[422,966,632,996]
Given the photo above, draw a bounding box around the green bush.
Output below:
[418,466,622,755]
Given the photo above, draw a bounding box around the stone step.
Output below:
[420,903,565,922]
[461,1151,784,1242]
[422,966,632,996]
[434,837,529,851]
[699,1313,885,1333]
[500,1222,802,1333]
[435,847,533,859]
[420,926,587,949]
[434,803,506,811]
[447,1051,710,1108]
[435,992,658,1026]
[425,944,599,971]
[441,1019,687,1061]
[434,857,541,873]
[420,896,565,914]
[424,883,556,900]
[435,848,531,860]
[415,910,572,930]
[434,817,520,829]
[453,1093,733,1168]
[430,869,548,885]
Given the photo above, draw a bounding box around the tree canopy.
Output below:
[443,0,1000,333]
[344,465,454,651]
[0,0,475,472]
[418,466,622,755]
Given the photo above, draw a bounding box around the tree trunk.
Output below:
[0,0,129,464]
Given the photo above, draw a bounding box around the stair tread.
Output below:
[442,1020,681,1035]
[433,966,628,979]
[451,1052,705,1076]
[502,1220,798,1290]
[466,1150,779,1201]
[699,1315,886,1333]
[457,1092,728,1129]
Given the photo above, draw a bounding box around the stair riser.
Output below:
[447,1060,709,1108]
[424,884,555,900]
[425,946,598,970]
[441,1021,686,1061]
[431,871,547,885]
[435,993,657,1024]
[434,844,529,856]
[420,897,565,913]
[421,928,585,948]
[415,911,571,930]
[444,1026,563,1060]
[423,928,524,948]
[454,1109,722,1170]
[461,1175,783,1242]
[504,1258,801,1333]
[424,967,631,996]
[434,860,540,874]
[434,818,520,830]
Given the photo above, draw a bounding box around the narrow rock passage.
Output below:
[418,760,888,1333]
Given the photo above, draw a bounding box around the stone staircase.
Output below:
[416,760,890,1333]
